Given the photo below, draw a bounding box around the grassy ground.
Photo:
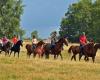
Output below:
[0,42,100,80]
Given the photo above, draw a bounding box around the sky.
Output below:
[21,0,77,39]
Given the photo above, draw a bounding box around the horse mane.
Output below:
[37,41,45,46]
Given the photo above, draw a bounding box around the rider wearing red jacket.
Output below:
[79,32,87,54]
[79,32,87,46]
[12,35,18,45]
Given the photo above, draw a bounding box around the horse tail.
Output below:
[68,46,73,54]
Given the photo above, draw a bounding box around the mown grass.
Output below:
[0,42,100,80]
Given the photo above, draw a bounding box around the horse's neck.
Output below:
[56,42,63,48]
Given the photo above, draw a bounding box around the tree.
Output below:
[0,0,24,38]
[59,0,100,42]
[31,30,39,39]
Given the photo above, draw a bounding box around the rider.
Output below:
[79,32,87,54]
[50,31,58,49]
[32,35,38,49]
[12,35,18,45]
[2,36,9,46]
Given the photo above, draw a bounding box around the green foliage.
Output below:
[60,0,100,42]
[31,30,39,39]
[0,0,25,39]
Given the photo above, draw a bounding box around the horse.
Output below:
[9,40,23,58]
[33,41,45,58]
[26,41,45,58]
[0,41,12,56]
[44,37,68,59]
[68,45,81,61]
[25,44,34,58]
[78,42,100,63]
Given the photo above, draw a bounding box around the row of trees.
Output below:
[0,0,25,39]
[59,0,100,42]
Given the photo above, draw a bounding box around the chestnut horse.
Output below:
[26,41,45,58]
[44,37,68,59]
[33,41,45,58]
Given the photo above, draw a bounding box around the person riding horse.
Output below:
[32,35,38,49]
[79,32,87,55]
[50,31,58,49]
[12,35,18,46]
[2,36,9,47]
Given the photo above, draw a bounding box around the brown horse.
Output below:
[26,41,45,58]
[44,37,68,59]
[34,41,45,58]
[68,42,95,61]
[79,43,100,63]
[26,44,34,58]
[68,45,81,61]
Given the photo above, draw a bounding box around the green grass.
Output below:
[0,43,100,80]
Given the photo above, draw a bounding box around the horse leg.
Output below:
[5,52,7,56]
[59,52,63,60]
[73,54,76,61]
[45,51,49,59]
[14,52,16,57]
[79,53,82,61]
[45,53,49,59]
[71,55,74,61]
[84,56,89,61]
[27,52,30,58]
[92,56,95,63]
[0,51,2,54]
[54,54,56,59]
[9,51,12,57]
[84,54,89,62]
[41,53,44,58]
[18,52,19,58]
[33,52,36,58]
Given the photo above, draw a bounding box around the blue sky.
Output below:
[21,0,77,39]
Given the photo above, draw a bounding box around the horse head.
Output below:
[16,40,23,47]
[58,37,68,46]
[37,41,45,47]
[94,43,100,49]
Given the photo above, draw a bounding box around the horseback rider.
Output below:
[79,32,87,54]
[12,35,18,45]
[2,36,9,47]
[50,31,58,49]
[32,35,38,49]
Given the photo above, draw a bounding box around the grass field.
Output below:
[0,42,100,80]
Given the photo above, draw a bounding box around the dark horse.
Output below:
[26,44,34,58]
[44,37,68,59]
[79,43,100,63]
[9,40,23,58]
[68,43,94,61]
[0,41,12,56]
[68,45,81,61]
[26,41,45,58]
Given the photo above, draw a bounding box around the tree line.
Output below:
[59,0,100,42]
[0,0,25,39]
